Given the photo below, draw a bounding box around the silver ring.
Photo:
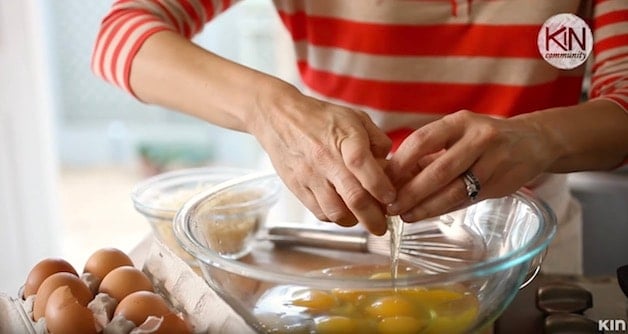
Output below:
[463,171,481,201]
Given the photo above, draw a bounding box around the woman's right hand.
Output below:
[249,84,396,235]
[124,31,395,234]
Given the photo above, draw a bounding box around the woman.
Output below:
[92,0,628,274]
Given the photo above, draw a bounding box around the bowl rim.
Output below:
[174,171,557,289]
[130,166,253,219]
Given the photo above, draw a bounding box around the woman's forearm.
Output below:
[516,99,628,172]
[128,30,294,134]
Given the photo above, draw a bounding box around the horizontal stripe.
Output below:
[151,0,183,32]
[93,11,137,80]
[123,26,170,94]
[298,61,583,115]
[160,0,192,36]
[94,12,171,91]
[91,0,627,116]
[101,13,148,86]
[591,73,625,94]
[279,12,543,58]
[294,42,559,86]
[594,34,628,56]
[594,10,628,29]
[595,0,628,17]
[593,51,628,74]
[179,0,202,35]
[593,60,628,81]
[111,16,157,86]
[304,87,444,131]
[273,0,579,25]
[113,20,167,90]
[595,45,628,62]
[594,22,628,41]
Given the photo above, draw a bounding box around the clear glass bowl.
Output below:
[131,167,252,264]
[174,172,557,333]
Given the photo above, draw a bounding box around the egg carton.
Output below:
[0,237,255,334]
[0,292,37,334]
[141,236,255,333]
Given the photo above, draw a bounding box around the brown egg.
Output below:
[98,266,154,302]
[83,248,134,284]
[33,272,93,321]
[114,291,171,327]
[155,313,192,334]
[45,286,98,334]
[23,258,77,298]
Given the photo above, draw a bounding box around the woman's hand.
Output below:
[386,110,555,222]
[250,85,396,235]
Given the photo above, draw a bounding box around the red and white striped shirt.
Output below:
[92,0,628,148]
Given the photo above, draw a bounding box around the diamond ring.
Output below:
[463,171,481,201]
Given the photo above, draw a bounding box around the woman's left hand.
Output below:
[385,110,555,222]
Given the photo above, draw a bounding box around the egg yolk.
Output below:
[258,286,479,334]
[315,316,358,334]
[365,295,419,319]
[422,294,479,334]
[291,289,337,312]
[378,316,429,334]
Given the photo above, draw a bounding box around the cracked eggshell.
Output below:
[33,272,93,321]
[44,286,98,334]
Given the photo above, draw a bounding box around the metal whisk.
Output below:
[264,216,487,274]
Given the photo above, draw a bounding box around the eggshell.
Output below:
[45,286,98,334]
[114,291,171,327]
[83,248,134,284]
[155,313,193,334]
[23,258,78,298]
[98,266,154,303]
[33,272,93,320]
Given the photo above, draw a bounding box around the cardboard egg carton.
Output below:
[140,236,256,334]
[0,293,37,334]
[0,236,255,334]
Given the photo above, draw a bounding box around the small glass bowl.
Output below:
[131,167,252,264]
[176,171,282,259]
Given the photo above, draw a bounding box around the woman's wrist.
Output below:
[514,100,628,172]
[248,77,302,136]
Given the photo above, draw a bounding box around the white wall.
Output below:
[0,0,61,293]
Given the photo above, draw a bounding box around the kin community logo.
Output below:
[598,319,627,332]
[537,13,593,70]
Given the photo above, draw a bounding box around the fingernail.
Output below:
[400,212,416,222]
[401,209,425,223]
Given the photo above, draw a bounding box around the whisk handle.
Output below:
[266,226,369,252]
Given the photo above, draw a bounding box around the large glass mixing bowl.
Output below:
[174,172,556,334]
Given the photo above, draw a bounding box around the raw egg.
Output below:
[45,286,98,334]
[83,248,134,284]
[98,266,154,302]
[23,258,77,298]
[114,291,171,327]
[33,272,93,320]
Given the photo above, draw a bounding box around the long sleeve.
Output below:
[590,0,628,112]
[91,0,237,95]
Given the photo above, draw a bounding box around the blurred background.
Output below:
[0,0,626,294]
[0,0,299,293]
